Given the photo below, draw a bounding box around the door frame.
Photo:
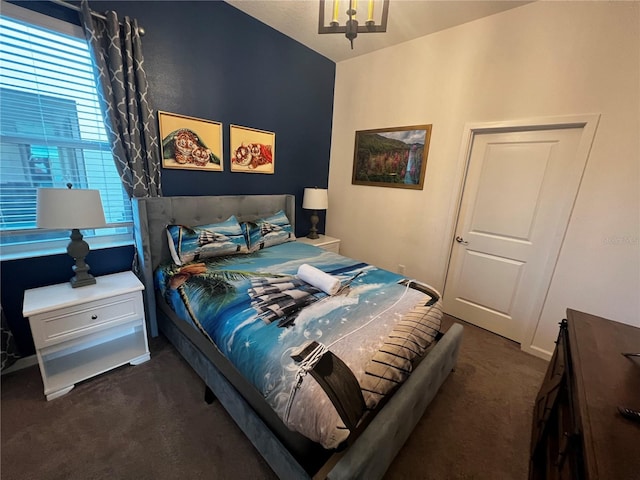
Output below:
[443,114,600,359]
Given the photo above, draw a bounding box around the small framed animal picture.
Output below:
[230,124,275,174]
[158,111,223,171]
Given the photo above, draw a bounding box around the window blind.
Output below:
[0,5,132,259]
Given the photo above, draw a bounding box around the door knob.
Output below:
[455,236,469,245]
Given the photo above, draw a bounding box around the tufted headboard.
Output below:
[132,194,295,336]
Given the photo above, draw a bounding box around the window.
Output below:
[0,3,132,260]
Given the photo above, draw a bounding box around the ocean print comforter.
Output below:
[155,241,442,449]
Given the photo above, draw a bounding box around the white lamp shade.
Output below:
[37,188,107,229]
[302,188,328,210]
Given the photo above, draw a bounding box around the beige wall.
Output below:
[327,1,639,358]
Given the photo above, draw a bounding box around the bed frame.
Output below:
[132,194,463,479]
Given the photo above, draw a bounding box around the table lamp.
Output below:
[36,184,107,288]
[302,187,328,239]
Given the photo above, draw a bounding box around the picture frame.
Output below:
[230,124,275,174]
[158,111,223,171]
[351,124,432,189]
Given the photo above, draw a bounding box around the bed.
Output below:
[132,194,463,479]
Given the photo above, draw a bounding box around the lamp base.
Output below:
[307,211,320,239]
[67,228,96,288]
[70,270,97,288]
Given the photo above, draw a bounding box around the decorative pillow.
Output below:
[166,215,249,265]
[242,210,296,252]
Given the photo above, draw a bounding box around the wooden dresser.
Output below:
[529,309,640,479]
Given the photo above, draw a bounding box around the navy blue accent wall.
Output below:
[2,1,335,356]
[93,0,335,228]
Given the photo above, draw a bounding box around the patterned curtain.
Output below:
[1,306,21,371]
[79,0,162,198]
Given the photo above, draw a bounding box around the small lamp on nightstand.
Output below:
[37,184,107,288]
[302,187,328,239]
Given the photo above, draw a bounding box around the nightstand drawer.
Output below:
[31,292,143,348]
[297,235,341,253]
[322,242,340,253]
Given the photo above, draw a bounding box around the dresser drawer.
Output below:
[30,292,143,348]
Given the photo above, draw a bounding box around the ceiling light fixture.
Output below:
[318,0,390,50]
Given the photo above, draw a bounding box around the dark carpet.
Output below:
[1,315,547,480]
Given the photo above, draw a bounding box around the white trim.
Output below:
[443,113,601,358]
[0,1,84,37]
[520,114,600,358]
[0,234,133,261]
[526,345,553,362]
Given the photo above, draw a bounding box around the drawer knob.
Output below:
[91,314,98,320]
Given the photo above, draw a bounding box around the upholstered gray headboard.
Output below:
[132,194,295,336]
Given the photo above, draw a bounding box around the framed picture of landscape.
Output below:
[351,124,432,189]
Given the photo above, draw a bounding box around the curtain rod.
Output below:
[49,0,146,36]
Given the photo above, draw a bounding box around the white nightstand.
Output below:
[297,234,341,253]
[23,271,150,401]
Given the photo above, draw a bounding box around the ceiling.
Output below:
[226,0,532,63]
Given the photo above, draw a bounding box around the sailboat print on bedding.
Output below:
[155,241,442,449]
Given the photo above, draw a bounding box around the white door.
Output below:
[443,119,596,343]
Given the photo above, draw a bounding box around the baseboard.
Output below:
[521,344,552,361]
[1,354,38,375]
